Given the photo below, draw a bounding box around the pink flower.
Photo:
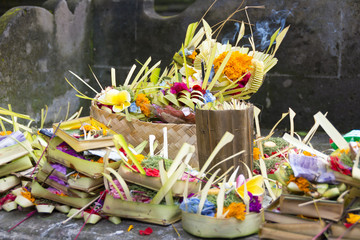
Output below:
[145,168,160,177]
[170,82,189,94]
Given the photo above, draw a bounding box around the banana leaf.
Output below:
[102,194,181,225]
[31,181,96,208]
[182,210,264,238]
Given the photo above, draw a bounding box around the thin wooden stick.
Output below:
[61,194,101,224]
[298,197,326,207]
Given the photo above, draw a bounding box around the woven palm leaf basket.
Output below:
[90,103,198,167]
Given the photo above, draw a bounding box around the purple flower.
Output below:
[0,131,26,149]
[49,175,68,187]
[56,142,87,160]
[50,163,67,174]
[248,192,261,213]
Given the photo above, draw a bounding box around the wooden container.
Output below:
[195,106,254,176]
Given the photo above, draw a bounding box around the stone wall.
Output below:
[0,0,359,132]
[0,0,92,124]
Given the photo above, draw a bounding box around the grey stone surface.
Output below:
[1,0,359,131]
[0,206,259,240]
[0,0,92,125]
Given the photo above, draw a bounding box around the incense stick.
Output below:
[8,210,37,232]
[61,194,101,224]
[30,121,62,178]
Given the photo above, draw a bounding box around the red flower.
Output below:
[119,147,127,156]
[330,156,352,176]
[192,85,206,94]
[0,193,16,206]
[227,73,251,96]
[130,165,160,177]
[145,168,160,177]
[131,165,140,173]
[344,223,353,228]
[139,227,153,235]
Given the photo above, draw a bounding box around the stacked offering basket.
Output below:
[90,103,198,167]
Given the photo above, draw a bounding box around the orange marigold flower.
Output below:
[71,172,87,178]
[253,147,261,160]
[21,188,35,203]
[287,175,311,193]
[136,93,151,117]
[188,50,197,60]
[223,202,246,220]
[213,51,253,81]
[303,151,314,157]
[0,131,12,136]
[347,213,360,224]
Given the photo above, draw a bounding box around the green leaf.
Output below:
[265,27,280,55]
[272,26,290,57]
[178,98,195,109]
[173,52,184,66]
[188,27,205,48]
[134,140,148,154]
[197,169,220,215]
[202,19,212,39]
[216,177,227,218]
[235,21,245,46]
[164,93,180,107]
[130,57,152,89]
[107,167,133,201]
[197,132,234,178]
[102,173,124,200]
[133,60,161,90]
[166,143,193,177]
[151,162,187,204]
[184,22,198,47]
[207,49,233,91]
[159,160,174,205]
[124,64,137,86]
[150,67,161,84]
[202,44,217,89]
[113,134,145,175]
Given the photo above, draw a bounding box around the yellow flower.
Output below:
[99,89,131,112]
[213,51,253,81]
[223,202,246,220]
[253,147,261,160]
[0,131,12,136]
[347,213,360,224]
[136,93,151,117]
[127,154,145,165]
[236,175,264,199]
